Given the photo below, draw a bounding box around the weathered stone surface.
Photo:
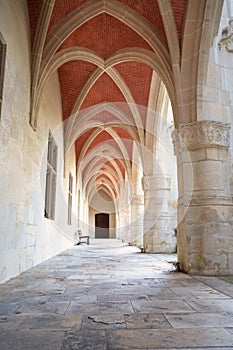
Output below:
[105,328,233,349]
[166,312,233,328]
[0,331,64,350]
[67,300,134,315]
[131,298,194,314]
[124,313,171,329]
[82,314,126,329]
[15,301,69,316]
[19,314,82,331]
[0,243,233,349]
[62,330,106,350]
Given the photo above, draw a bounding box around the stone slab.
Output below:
[15,301,69,315]
[0,331,64,350]
[19,314,82,331]
[61,330,106,350]
[105,328,233,349]
[124,313,172,329]
[66,300,134,315]
[166,312,233,328]
[81,314,126,329]
[0,316,27,331]
[131,298,194,314]
[186,299,233,313]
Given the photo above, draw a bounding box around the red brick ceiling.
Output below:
[115,62,153,107]
[58,60,97,120]
[80,73,127,111]
[27,0,41,43]
[170,0,187,43]
[27,0,187,199]
[57,13,153,57]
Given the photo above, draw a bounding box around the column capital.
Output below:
[172,120,230,153]
[130,194,144,205]
[218,19,233,52]
[142,174,171,191]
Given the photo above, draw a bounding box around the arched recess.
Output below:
[65,102,141,157]
[87,167,120,202]
[76,126,135,176]
[80,144,131,190]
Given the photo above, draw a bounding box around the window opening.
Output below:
[67,173,73,225]
[44,132,57,220]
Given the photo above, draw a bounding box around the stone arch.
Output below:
[76,126,134,177]
[65,102,141,157]
[30,0,174,129]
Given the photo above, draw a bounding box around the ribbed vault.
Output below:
[27,0,206,204]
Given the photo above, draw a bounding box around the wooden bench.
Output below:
[76,230,90,245]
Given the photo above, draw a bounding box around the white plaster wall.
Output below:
[0,1,75,283]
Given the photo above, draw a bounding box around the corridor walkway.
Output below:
[1,240,233,349]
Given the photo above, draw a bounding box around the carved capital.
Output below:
[172,121,230,153]
[218,19,233,52]
[130,194,144,205]
[142,175,171,191]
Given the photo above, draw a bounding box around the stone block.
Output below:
[205,148,218,160]
[189,252,228,275]
[189,148,206,162]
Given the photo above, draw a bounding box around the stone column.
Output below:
[172,120,233,275]
[123,204,131,243]
[143,174,175,253]
[116,211,123,241]
[130,194,144,247]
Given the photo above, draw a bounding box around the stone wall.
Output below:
[198,0,233,189]
[0,1,76,283]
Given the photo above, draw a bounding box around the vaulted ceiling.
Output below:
[27,0,188,203]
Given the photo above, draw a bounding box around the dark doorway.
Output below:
[95,213,109,238]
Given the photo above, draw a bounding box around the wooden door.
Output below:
[95,213,109,238]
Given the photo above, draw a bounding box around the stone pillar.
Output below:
[143,174,176,253]
[172,120,233,275]
[130,194,144,247]
[116,205,131,243]
[116,211,123,241]
[123,204,131,243]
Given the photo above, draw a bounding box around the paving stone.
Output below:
[0,331,64,350]
[81,314,126,329]
[1,244,233,349]
[66,300,134,315]
[19,314,82,331]
[62,330,106,350]
[15,301,70,315]
[131,298,194,314]
[105,328,233,349]
[124,313,172,329]
[97,293,149,302]
[186,298,233,313]
[0,302,19,316]
[194,276,233,298]
[0,316,27,331]
[166,312,233,328]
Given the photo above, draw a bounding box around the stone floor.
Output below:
[1,239,233,349]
